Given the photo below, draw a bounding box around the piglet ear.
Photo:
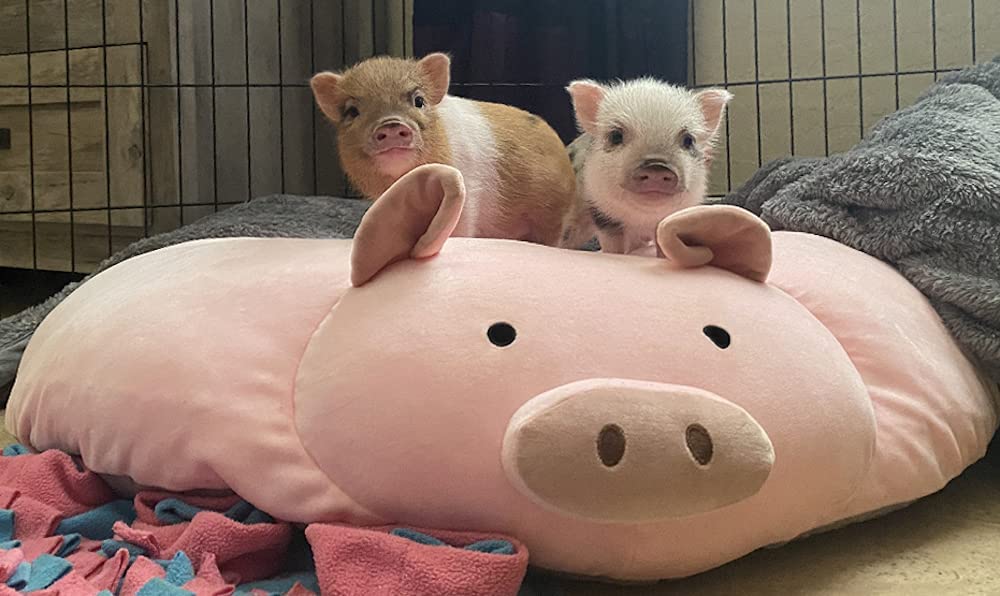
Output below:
[694,88,733,139]
[417,52,451,104]
[566,80,606,136]
[310,71,344,123]
[656,205,772,283]
[351,163,466,286]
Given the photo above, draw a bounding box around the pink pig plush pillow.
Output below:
[7,164,998,581]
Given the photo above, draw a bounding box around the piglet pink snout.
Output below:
[625,161,680,195]
[502,379,774,523]
[371,121,414,152]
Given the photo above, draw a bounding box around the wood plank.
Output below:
[757,0,789,81]
[281,86,316,196]
[0,0,141,54]
[0,219,143,272]
[213,0,248,85]
[214,87,250,202]
[726,83,759,189]
[177,86,216,205]
[789,0,823,79]
[141,0,176,85]
[935,0,974,69]
[280,0,313,84]
[344,0,375,65]
[248,0,280,85]
[66,0,102,48]
[313,0,348,196]
[144,87,179,213]
[176,0,212,85]
[249,87,282,197]
[106,86,145,209]
[725,0,755,82]
[823,0,859,78]
[105,0,141,46]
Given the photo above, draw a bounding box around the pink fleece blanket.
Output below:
[0,446,528,595]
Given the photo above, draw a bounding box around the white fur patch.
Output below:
[575,78,726,253]
[436,96,500,237]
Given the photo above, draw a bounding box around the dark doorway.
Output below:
[413,0,690,144]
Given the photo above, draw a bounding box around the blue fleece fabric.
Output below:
[5,554,72,592]
[56,500,136,540]
[154,498,272,525]
[2,445,29,457]
[135,578,195,596]
[0,509,14,542]
[390,528,516,555]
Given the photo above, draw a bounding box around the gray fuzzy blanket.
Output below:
[723,55,1000,383]
[0,196,371,405]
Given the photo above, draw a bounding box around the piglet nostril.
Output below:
[686,424,713,466]
[398,128,411,138]
[596,424,626,467]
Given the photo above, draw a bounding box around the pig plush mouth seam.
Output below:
[7,164,996,582]
[565,78,733,255]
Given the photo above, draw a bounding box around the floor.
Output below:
[2,415,999,595]
[533,456,1000,595]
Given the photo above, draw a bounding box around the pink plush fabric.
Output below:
[7,166,997,581]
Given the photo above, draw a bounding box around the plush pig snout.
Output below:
[371,121,414,153]
[502,379,774,523]
[625,161,680,195]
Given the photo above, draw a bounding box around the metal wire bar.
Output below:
[63,0,76,271]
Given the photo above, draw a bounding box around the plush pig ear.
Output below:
[350,164,466,286]
[656,205,772,283]
[417,53,451,105]
[310,71,344,123]
[567,80,606,136]
[694,88,733,139]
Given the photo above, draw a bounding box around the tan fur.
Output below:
[312,56,453,199]
[476,102,577,246]
[311,54,577,247]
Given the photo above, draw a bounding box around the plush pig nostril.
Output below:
[685,424,713,466]
[596,424,626,467]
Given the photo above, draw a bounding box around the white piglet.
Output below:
[565,78,732,254]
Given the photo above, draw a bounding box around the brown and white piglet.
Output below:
[311,53,578,246]
[565,78,732,254]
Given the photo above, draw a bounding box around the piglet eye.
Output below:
[607,128,624,146]
[413,94,426,108]
[344,106,360,119]
[682,133,695,149]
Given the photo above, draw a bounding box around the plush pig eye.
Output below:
[343,105,360,120]
[413,94,426,109]
[681,133,696,150]
[487,322,517,347]
[703,325,731,349]
[607,128,625,147]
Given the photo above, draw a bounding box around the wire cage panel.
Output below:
[1,0,998,278]
[692,0,1000,198]
[0,0,412,275]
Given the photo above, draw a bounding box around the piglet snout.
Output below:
[372,121,414,152]
[626,162,680,195]
[502,379,774,522]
